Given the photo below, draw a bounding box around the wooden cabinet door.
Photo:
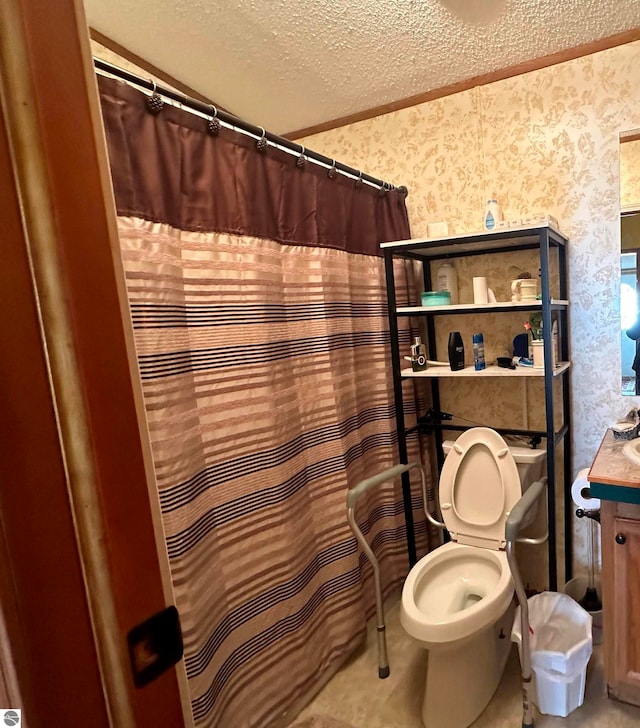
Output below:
[602,501,640,705]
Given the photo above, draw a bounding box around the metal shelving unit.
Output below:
[382,222,571,591]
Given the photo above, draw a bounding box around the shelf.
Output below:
[383,222,571,590]
[397,299,569,315]
[401,362,570,378]
[381,222,568,259]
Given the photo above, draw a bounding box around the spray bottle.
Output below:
[472,333,486,370]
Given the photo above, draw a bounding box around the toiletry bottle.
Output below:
[436,262,458,304]
[472,333,486,371]
[484,199,503,230]
[448,331,465,371]
[410,336,428,372]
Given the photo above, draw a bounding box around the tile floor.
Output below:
[294,594,640,728]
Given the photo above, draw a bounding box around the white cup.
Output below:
[511,278,538,301]
[531,340,544,369]
[473,277,496,304]
[473,277,488,304]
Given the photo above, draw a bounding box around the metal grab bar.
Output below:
[515,477,550,546]
[505,477,548,728]
[346,462,444,679]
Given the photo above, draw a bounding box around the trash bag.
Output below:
[511,591,593,717]
[512,591,592,674]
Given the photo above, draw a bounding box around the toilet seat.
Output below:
[439,427,521,550]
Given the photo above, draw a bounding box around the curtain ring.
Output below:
[378,181,387,197]
[207,104,221,136]
[354,170,364,189]
[256,127,268,152]
[327,159,338,180]
[296,144,306,168]
[146,79,164,115]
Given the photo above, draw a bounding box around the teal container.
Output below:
[421,291,451,306]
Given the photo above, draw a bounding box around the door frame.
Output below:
[0,0,190,724]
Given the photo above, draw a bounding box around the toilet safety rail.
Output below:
[505,477,548,728]
[346,462,444,679]
[347,462,549,683]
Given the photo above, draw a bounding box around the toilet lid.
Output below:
[438,428,521,549]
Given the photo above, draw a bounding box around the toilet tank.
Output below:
[442,437,546,491]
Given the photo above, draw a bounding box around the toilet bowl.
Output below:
[402,542,513,646]
[400,428,525,728]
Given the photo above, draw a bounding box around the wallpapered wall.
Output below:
[93,37,640,576]
[301,41,640,576]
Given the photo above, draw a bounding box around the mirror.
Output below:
[620,130,640,396]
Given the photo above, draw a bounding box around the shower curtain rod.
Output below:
[93,58,407,196]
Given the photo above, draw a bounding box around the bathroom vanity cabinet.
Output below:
[382,222,571,591]
[589,434,640,706]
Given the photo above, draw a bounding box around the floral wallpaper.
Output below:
[301,40,640,581]
[92,36,640,582]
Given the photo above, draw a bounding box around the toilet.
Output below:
[400,427,546,728]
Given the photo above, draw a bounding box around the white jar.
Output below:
[436,262,458,304]
[484,199,503,230]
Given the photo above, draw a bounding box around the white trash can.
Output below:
[512,591,592,717]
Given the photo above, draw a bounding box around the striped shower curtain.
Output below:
[98,75,434,728]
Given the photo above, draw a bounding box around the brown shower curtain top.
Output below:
[96,73,429,728]
[98,75,409,253]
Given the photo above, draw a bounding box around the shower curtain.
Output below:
[98,75,434,728]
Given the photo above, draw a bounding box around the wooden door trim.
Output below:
[0,0,188,725]
[0,1,136,724]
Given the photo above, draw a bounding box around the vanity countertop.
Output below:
[588,430,640,496]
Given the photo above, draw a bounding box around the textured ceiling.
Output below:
[84,0,640,136]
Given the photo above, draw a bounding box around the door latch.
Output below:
[127,605,183,688]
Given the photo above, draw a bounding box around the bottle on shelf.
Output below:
[472,333,486,371]
[436,261,458,304]
[410,336,428,372]
[484,199,503,230]
[448,331,465,371]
